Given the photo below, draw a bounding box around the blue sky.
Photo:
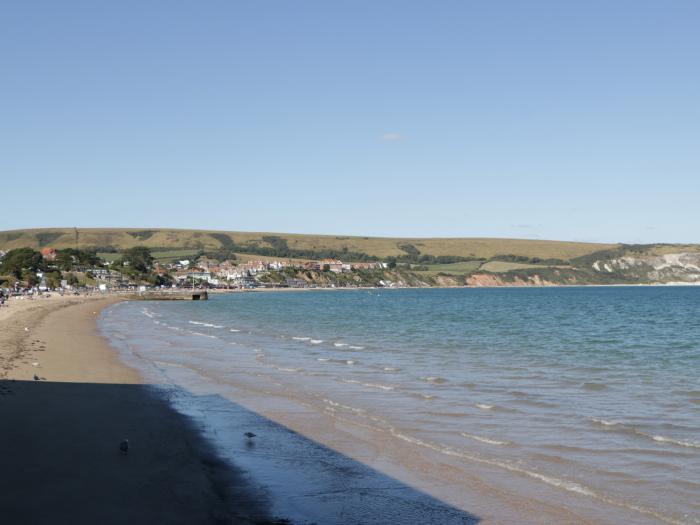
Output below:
[2,1,698,243]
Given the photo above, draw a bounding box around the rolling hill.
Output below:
[3,228,699,286]
[0,228,614,261]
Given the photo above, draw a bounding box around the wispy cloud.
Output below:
[380,132,402,141]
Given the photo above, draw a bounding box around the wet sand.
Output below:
[0,296,276,524]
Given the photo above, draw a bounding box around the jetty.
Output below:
[127,290,208,301]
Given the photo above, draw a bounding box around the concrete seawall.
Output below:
[127,291,208,301]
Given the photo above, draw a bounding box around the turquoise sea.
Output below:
[100,287,700,524]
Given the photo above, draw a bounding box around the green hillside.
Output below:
[2,228,700,287]
[0,228,615,261]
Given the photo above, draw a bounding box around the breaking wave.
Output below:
[189,321,223,328]
[591,418,700,449]
[460,432,510,446]
[342,379,395,391]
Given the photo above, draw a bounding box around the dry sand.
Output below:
[1,294,140,383]
[0,295,280,524]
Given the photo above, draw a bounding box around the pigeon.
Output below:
[119,439,129,454]
[244,432,256,440]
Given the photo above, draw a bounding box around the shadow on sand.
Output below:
[0,379,480,524]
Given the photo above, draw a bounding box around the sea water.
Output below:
[100,287,700,524]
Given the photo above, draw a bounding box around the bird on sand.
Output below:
[244,432,256,440]
[119,439,129,454]
[33,374,40,381]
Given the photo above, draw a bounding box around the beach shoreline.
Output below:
[203,281,700,296]
[2,291,693,524]
[101,289,695,525]
[0,295,280,524]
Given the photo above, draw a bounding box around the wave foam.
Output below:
[591,418,619,427]
[651,435,700,449]
[189,331,217,339]
[421,376,448,384]
[460,432,509,446]
[189,321,223,328]
[591,418,700,449]
[343,379,394,391]
[322,398,365,414]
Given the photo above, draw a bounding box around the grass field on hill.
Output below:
[0,228,616,261]
[414,261,484,275]
[479,261,571,273]
[97,249,201,264]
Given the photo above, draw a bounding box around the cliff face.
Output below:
[262,250,700,288]
[434,250,700,288]
[591,253,700,284]
[466,274,557,287]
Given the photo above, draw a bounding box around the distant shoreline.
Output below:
[204,281,700,294]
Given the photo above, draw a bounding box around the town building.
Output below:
[41,247,57,261]
[319,259,344,273]
[285,278,308,288]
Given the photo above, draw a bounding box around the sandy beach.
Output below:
[0,295,278,524]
